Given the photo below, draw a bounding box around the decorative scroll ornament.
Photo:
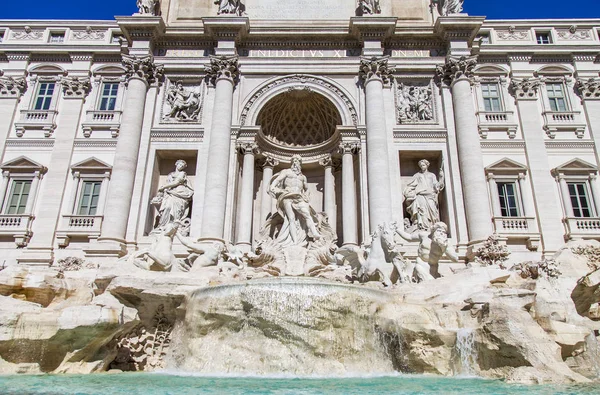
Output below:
[60,76,91,98]
[396,82,434,123]
[496,25,530,40]
[215,0,246,16]
[11,26,43,40]
[0,72,27,97]
[137,0,159,15]
[509,78,541,100]
[557,25,592,40]
[358,56,395,85]
[435,56,477,86]
[122,55,164,85]
[576,78,600,100]
[204,55,240,86]
[72,26,106,40]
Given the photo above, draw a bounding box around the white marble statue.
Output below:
[151,160,194,235]
[403,159,444,231]
[214,0,246,16]
[356,0,381,15]
[395,221,459,280]
[124,222,180,272]
[436,0,464,16]
[268,155,322,247]
[164,81,202,121]
[137,0,159,15]
[175,234,224,272]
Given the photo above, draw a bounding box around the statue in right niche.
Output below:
[403,159,444,231]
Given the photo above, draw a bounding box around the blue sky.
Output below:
[0,0,599,20]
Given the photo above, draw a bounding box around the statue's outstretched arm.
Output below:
[445,244,459,262]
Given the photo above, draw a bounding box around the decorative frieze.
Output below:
[435,56,477,86]
[395,81,434,124]
[557,25,592,40]
[509,78,541,100]
[358,56,395,86]
[496,26,530,41]
[60,76,91,98]
[204,55,240,86]
[11,26,43,40]
[72,27,106,40]
[575,78,600,100]
[122,54,164,85]
[0,73,27,98]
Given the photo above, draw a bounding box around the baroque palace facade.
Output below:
[0,0,599,266]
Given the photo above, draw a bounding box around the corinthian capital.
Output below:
[358,56,395,86]
[575,78,600,100]
[0,72,27,97]
[205,55,240,86]
[60,76,91,98]
[122,54,164,85]
[435,56,477,86]
[236,142,258,155]
[339,141,360,155]
[509,78,541,100]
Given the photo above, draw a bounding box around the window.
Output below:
[34,82,55,110]
[477,33,490,44]
[546,83,567,112]
[481,83,502,112]
[568,182,593,218]
[6,180,31,215]
[77,181,101,215]
[98,83,118,111]
[497,182,520,217]
[111,34,124,44]
[536,32,551,44]
[49,32,65,43]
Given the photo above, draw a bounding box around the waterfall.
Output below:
[454,328,477,376]
[585,332,600,378]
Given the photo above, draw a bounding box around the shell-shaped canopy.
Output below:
[257,89,342,147]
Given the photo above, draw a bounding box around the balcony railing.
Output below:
[493,216,537,234]
[15,110,58,137]
[564,217,600,239]
[476,111,518,139]
[56,215,103,247]
[82,110,121,137]
[542,111,586,139]
[0,214,35,247]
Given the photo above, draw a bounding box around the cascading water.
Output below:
[165,277,398,376]
[454,328,477,376]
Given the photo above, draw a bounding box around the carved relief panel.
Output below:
[394,80,435,125]
[160,79,205,123]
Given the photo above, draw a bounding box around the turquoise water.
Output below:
[0,373,598,395]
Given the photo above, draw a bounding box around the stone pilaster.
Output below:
[510,78,564,254]
[92,55,163,256]
[436,56,493,244]
[259,155,278,226]
[339,142,359,246]
[576,78,600,170]
[359,56,394,230]
[200,55,240,242]
[319,154,337,233]
[19,76,90,264]
[235,142,258,251]
[0,72,27,160]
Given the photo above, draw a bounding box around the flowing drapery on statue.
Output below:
[403,159,444,231]
[151,160,194,235]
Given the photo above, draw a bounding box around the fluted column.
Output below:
[318,154,337,232]
[0,73,27,158]
[97,55,163,253]
[340,142,359,246]
[235,142,258,251]
[359,56,394,230]
[200,56,240,241]
[259,155,278,225]
[436,56,492,243]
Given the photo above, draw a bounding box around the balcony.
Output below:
[542,111,586,139]
[492,216,540,250]
[56,215,103,247]
[14,110,58,137]
[476,111,518,139]
[0,214,35,247]
[81,110,121,138]
[563,217,600,240]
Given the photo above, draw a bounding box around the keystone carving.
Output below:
[122,54,164,85]
[358,56,395,85]
[509,78,541,100]
[435,56,477,86]
[60,76,91,98]
[575,78,600,100]
[204,56,240,86]
[0,72,27,97]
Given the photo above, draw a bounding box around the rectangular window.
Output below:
[49,32,65,43]
[6,180,31,215]
[98,83,119,111]
[111,34,124,43]
[546,83,567,112]
[34,82,55,110]
[77,181,102,216]
[568,182,593,218]
[477,33,490,44]
[481,83,502,112]
[536,32,551,44]
[497,182,520,217]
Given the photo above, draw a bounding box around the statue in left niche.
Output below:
[215,0,246,16]
[137,0,159,15]
[151,160,194,236]
[164,81,202,122]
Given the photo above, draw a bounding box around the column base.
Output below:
[17,247,54,266]
[84,238,128,258]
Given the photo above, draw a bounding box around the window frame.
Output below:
[75,179,103,216]
[0,156,47,217]
[97,81,119,111]
[496,181,522,217]
[567,181,594,218]
[48,31,66,44]
[33,81,56,111]
[4,179,32,215]
[480,82,503,112]
[545,82,568,112]
[535,31,552,44]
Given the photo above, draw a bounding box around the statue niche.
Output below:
[402,158,445,232]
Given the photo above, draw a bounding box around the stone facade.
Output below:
[0,2,599,266]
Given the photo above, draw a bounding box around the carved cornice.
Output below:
[236,142,259,155]
[204,55,240,86]
[358,56,395,86]
[435,56,477,86]
[575,78,600,100]
[122,54,164,86]
[0,73,28,98]
[339,141,360,155]
[509,78,541,100]
[60,76,91,98]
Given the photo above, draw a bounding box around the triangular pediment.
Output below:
[0,156,47,173]
[70,157,112,173]
[486,158,528,174]
[553,158,597,175]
